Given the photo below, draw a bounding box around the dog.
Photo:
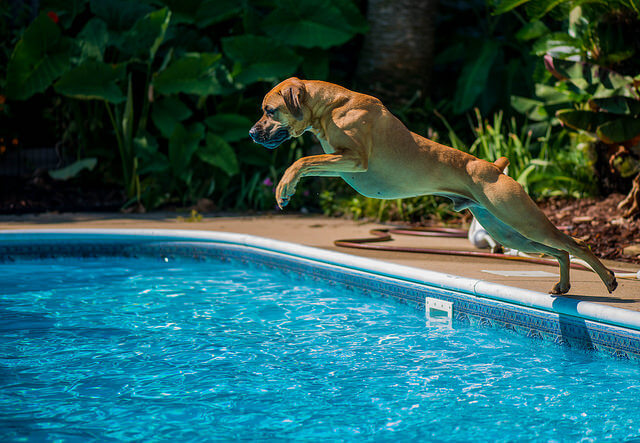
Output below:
[249,77,618,295]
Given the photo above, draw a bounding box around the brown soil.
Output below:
[538,194,640,264]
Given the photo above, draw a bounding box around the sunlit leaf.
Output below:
[49,158,97,180]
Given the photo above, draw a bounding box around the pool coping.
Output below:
[2,228,640,358]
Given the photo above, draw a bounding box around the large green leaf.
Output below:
[152,96,193,138]
[135,134,169,175]
[222,35,302,85]
[169,122,205,180]
[153,53,225,96]
[198,133,240,176]
[532,32,582,59]
[261,0,366,49]
[89,0,154,31]
[48,158,97,180]
[510,96,549,121]
[515,20,550,41]
[591,97,640,116]
[596,117,640,144]
[524,0,572,20]
[204,113,253,143]
[156,0,241,27]
[117,8,172,60]
[534,83,571,104]
[54,60,126,103]
[157,0,199,24]
[549,57,635,96]
[453,41,500,114]
[492,0,531,15]
[196,0,243,28]
[6,13,72,100]
[76,18,109,62]
[556,109,614,133]
[330,0,369,34]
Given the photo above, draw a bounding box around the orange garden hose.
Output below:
[334,227,637,277]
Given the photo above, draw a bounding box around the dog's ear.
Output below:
[282,79,306,121]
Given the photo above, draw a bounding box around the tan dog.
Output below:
[249,77,617,295]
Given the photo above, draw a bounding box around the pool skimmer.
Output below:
[425,297,452,326]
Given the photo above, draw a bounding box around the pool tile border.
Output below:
[2,235,639,360]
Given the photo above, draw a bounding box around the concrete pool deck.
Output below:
[1,212,639,312]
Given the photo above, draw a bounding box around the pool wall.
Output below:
[2,229,640,359]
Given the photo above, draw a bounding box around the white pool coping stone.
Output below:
[3,228,640,333]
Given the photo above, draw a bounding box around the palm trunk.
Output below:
[356,0,438,106]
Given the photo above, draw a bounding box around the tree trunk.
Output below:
[356,0,438,107]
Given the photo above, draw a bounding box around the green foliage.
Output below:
[5,0,367,210]
[495,0,640,211]
[6,13,72,100]
[222,35,302,85]
[438,109,596,198]
[53,61,126,102]
[319,189,460,223]
[153,53,227,96]
[261,0,368,49]
[48,157,98,180]
[430,0,539,117]
[452,41,501,114]
[493,0,640,20]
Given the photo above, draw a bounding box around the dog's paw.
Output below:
[606,271,618,294]
[275,173,299,209]
[549,282,570,295]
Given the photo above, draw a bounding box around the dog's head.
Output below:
[249,77,308,149]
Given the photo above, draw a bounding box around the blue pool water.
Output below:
[2,256,640,441]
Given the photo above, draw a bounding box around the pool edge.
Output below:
[2,228,640,335]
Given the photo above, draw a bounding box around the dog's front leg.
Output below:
[276,151,367,208]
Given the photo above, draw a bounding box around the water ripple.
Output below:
[1,256,640,441]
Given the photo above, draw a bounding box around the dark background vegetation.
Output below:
[1,0,639,229]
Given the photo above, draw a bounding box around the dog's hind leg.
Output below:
[473,173,617,293]
[469,205,572,294]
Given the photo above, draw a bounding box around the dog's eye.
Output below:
[265,108,276,117]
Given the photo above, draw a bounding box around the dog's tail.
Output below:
[493,156,509,173]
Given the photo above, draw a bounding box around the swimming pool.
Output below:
[3,253,640,440]
[1,230,640,439]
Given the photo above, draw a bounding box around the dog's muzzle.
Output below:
[249,126,291,150]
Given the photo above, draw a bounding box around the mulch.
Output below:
[538,193,640,265]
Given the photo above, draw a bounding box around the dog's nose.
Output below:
[249,126,259,141]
